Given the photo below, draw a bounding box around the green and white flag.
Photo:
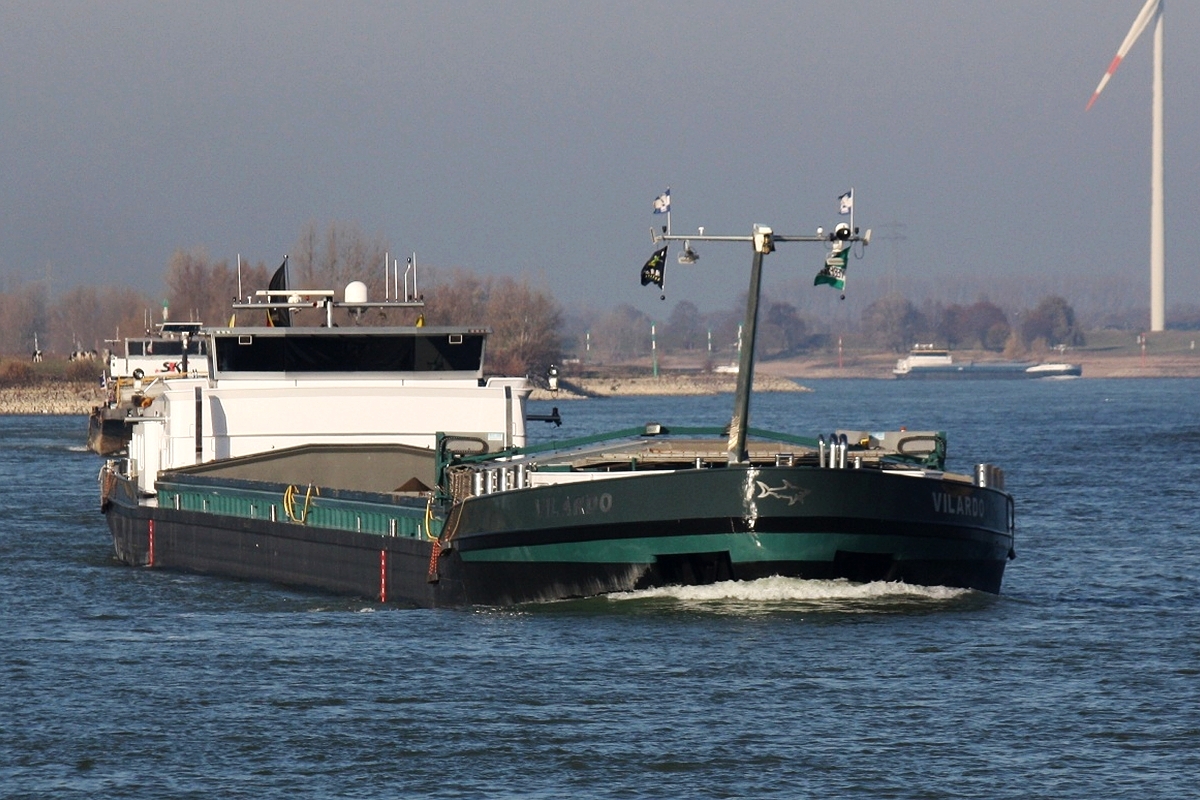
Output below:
[814,247,848,291]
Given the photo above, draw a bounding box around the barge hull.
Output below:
[106,503,1008,606]
[104,462,1013,605]
[105,502,466,607]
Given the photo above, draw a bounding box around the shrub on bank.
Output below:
[0,359,34,387]
[0,356,104,388]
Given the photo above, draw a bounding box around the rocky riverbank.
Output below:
[0,385,106,415]
[529,373,807,400]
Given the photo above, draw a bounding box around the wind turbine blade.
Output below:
[1086,0,1161,110]
[1086,58,1121,111]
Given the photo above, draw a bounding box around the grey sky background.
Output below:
[3,1,1197,320]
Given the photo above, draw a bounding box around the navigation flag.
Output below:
[814,246,849,292]
[267,256,291,328]
[839,190,853,215]
[653,188,671,214]
[641,245,668,296]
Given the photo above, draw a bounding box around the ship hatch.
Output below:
[834,550,895,583]
[652,551,733,586]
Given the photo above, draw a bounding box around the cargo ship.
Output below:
[893,345,1081,379]
[87,320,208,455]
[99,204,1016,606]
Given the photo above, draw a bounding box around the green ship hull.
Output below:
[449,464,1012,603]
[103,438,1014,607]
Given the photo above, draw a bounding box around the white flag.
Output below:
[839,190,853,215]
[653,189,671,214]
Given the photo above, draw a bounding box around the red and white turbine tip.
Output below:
[1086,0,1161,111]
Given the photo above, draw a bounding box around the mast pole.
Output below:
[727,226,772,464]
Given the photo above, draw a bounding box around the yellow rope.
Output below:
[283,483,319,523]
[424,495,437,539]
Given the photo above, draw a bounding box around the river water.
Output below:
[2,378,1198,798]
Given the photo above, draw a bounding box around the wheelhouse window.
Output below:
[213,332,485,374]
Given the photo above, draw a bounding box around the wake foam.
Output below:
[604,575,972,612]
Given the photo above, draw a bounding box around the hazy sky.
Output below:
[3,1,1198,318]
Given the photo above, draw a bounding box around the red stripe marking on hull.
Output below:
[379,549,387,603]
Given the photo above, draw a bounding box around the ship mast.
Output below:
[649,198,870,464]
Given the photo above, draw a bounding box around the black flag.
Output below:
[267,257,291,328]
[640,245,667,291]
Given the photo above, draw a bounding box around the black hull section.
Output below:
[448,524,1010,605]
[106,502,468,608]
[106,503,1009,608]
[104,461,1014,606]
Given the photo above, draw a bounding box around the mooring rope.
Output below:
[283,483,319,523]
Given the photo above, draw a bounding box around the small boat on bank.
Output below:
[893,345,1081,379]
[87,321,208,455]
[99,203,1016,606]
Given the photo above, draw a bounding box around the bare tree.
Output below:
[52,286,145,354]
[421,268,490,328]
[936,299,1010,351]
[484,277,562,376]
[704,307,743,358]
[1020,296,1085,348]
[164,248,277,328]
[559,302,603,361]
[0,281,48,356]
[760,302,807,356]
[164,247,212,322]
[862,293,928,353]
[593,304,652,362]
[662,300,703,353]
[290,220,389,298]
[421,268,561,375]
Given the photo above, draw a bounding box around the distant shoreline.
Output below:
[751,352,1200,381]
[4,352,1200,415]
[0,376,807,414]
